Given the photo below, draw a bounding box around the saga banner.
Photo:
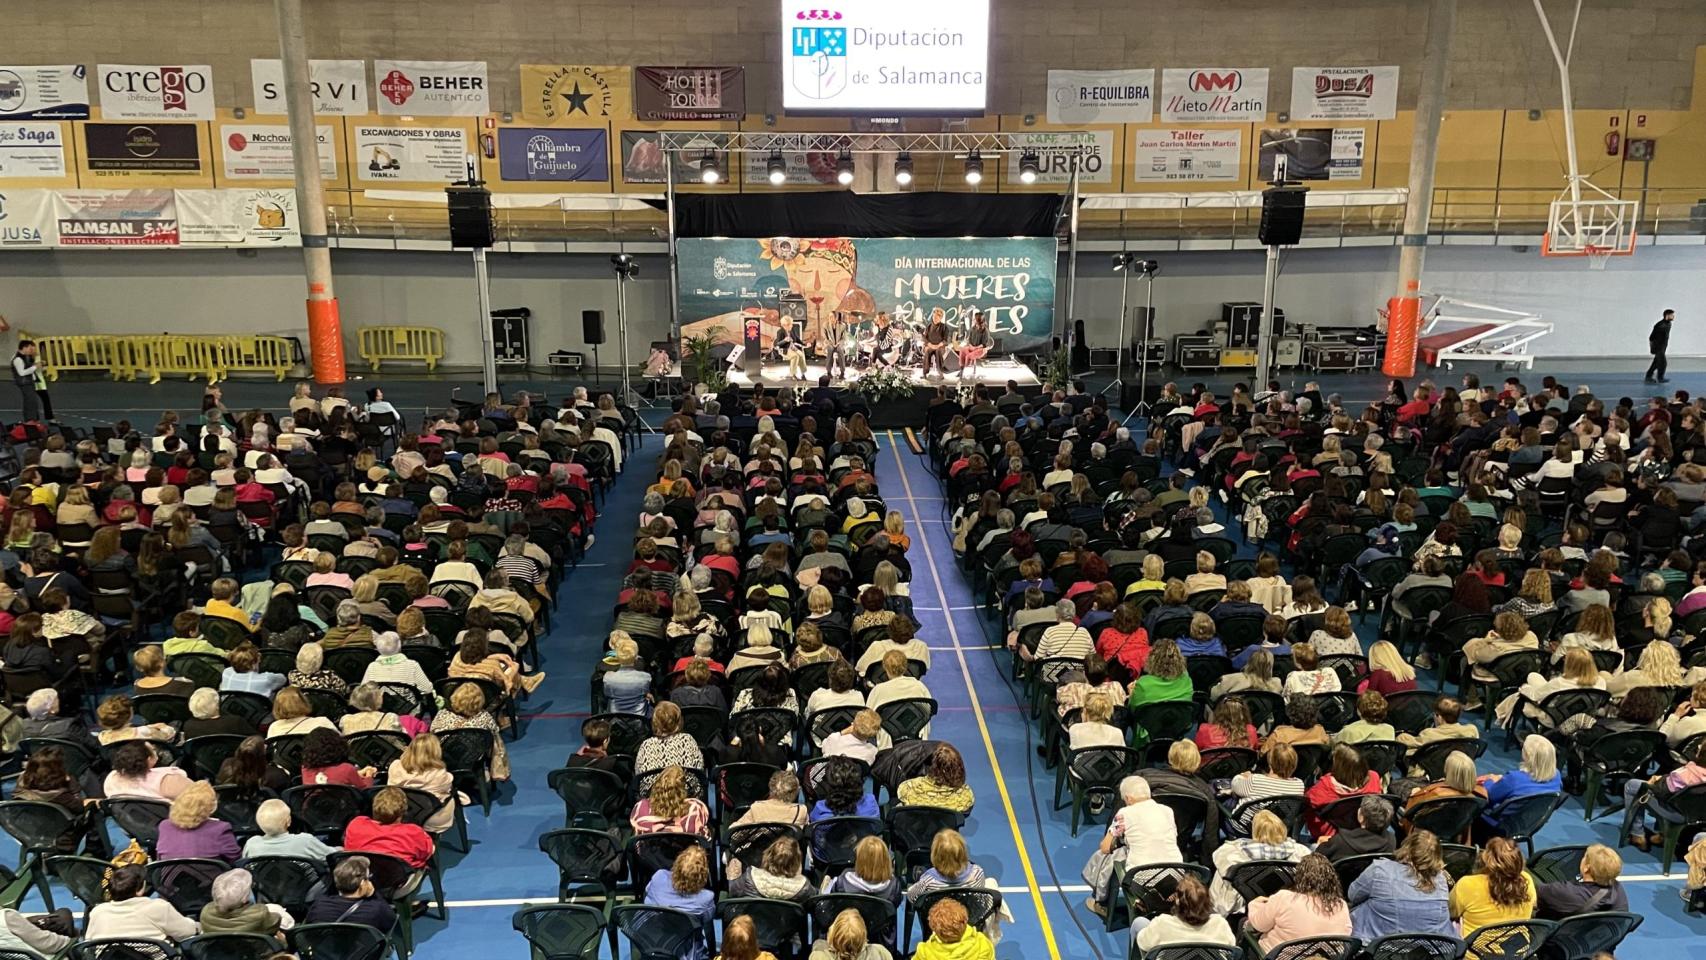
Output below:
[54,188,178,246]
[373,60,488,116]
[635,66,745,121]
[519,65,631,122]
[677,236,1057,353]
[0,66,89,120]
[0,123,68,179]
[1290,66,1399,121]
[177,188,300,246]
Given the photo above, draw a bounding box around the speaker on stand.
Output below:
[582,309,605,382]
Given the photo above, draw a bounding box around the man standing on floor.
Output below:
[11,339,50,424]
[1647,308,1674,383]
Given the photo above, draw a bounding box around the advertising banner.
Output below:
[1290,66,1399,121]
[1130,128,1243,183]
[634,66,745,121]
[1046,69,1153,125]
[250,59,368,116]
[1259,126,1366,181]
[737,136,848,186]
[1003,130,1113,186]
[96,64,216,120]
[0,190,56,247]
[373,60,488,116]
[54,188,179,246]
[497,128,609,182]
[0,66,90,120]
[677,236,1057,352]
[620,130,727,184]
[781,0,989,115]
[83,122,202,173]
[221,124,337,180]
[177,187,300,245]
[1160,67,1268,122]
[0,123,67,179]
[519,65,631,122]
[353,126,468,182]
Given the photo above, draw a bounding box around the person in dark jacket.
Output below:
[1647,309,1674,383]
[304,856,396,931]
[1535,843,1628,918]
[1316,795,1397,862]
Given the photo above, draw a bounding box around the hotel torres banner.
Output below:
[250,59,368,116]
[634,67,745,121]
[1290,66,1399,121]
[781,0,989,115]
[1160,67,1267,123]
[0,66,90,120]
[677,236,1057,352]
[1046,69,1153,125]
[373,60,488,116]
[97,64,215,121]
[520,65,631,122]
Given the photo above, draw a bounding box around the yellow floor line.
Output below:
[885,431,1063,960]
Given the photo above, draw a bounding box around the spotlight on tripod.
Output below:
[1102,254,1162,426]
[610,253,639,279]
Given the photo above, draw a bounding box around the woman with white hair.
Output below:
[287,642,350,697]
[182,687,254,739]
[320,600,373,650]
[361,631,436,703]
[1086,776,1182,914]
[340,683,403,735]
[241,798,341,861]
[18,688,89,741]
[1478,735,1563,841]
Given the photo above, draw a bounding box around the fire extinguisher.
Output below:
[480,133,496,159]
[1605,130,1621,156]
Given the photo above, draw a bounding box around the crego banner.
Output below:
[497,128,609,182]
[1046,69,1153,125]
[373,60,488,116]
[97,64,215,121]
[0,66,90,120]
[676,236,1058,352]
[1160,67,1267,123]
[177,188,300,246]
[353,126,468,182]
[0,123,68,179]
[54,188,179,246]
[519,65,631,122]
[634,67,745,121]
[1290,66,1399,121]
[250,59,368,116]
[0,190,56,247]
[1003,130,1113,186]
[221,124,337,180]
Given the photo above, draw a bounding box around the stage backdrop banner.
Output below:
[634,66,745,121]
[676,236,1057,353]
[0,66,90,120]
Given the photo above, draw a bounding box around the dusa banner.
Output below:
[676,236,1056,352]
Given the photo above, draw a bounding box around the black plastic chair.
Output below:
[1139,946,1243,960]
[179,934,282,960]
[146,857,227,916]
[48,854,110,930]
[1225,795,1307,840]
[539,827,624,905]
[1536,911,1641,960]
[103,797,171,854]
[1197,746,1259,781]
[1386,690,1445,736]
[724,823,803,875]
[1262,936,1360,960]
[1577,730,1666,820]
[1332,852,1391,888]
[716,762,781,820]
[547,766,629,829]
[286,922,395,960]
[1363,934,1466,960]
[1484,792,1564,858]
[1404,796,1488,844]
[717,898,807,960]
[326,850,433,958]
[1462,919,1556,960]
[1055,745,1142,836]
[1408,738,1486,781]
[807,816,884,874]
[612,904,707,960]
[131,693,192,726]
[624,833,714,898]
[282,784,368,840]
[513,902,605,960]
[807,893,896,951]
[906,887,1001,955]
[1225,858,1297,909]
[346,731,410,774]
[267,734,308,778]
[1525,845,1590,885]
[184,734,248,781]
[0,800,81,908]
[440,726,497,814]
[68,940,182,960]
[244,855,326,920]
[1104,861,1211,933]
[875,697,937,742]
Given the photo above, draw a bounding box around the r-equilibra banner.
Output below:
[676,236,1057,353]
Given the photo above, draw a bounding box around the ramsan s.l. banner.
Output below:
[676,236,1057,353]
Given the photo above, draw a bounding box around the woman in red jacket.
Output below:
[343,786,435,870]
[1304,744,1382,840]
[1094,603,1150,683]
[1193,697,1259,750]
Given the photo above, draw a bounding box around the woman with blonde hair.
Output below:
[430,682,509,780]
[1403,749,1487,814]
[1480,736,1561,837]
[644,845,716,960]
[822,835,900,905]
[883,511,911,553]
[1358,640,1417,696]
[630,765,710,837]
[902,829,986,902]
[1496,569,1556,620]
[1554,604,1619,666]
[1124,554,1168,598]
[809,907,893,960]
[155,780,240,863]
[1497,646,1606,728]
[385,733,459,833]
[1209,810,1308,913]
[716,915,778,960]
[1609,640,1694,699]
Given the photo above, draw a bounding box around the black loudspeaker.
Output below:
[1258,185,1307,246]
[582,309,605,345]
[447,185,494,248]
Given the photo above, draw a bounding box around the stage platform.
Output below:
[717,357,1040,390]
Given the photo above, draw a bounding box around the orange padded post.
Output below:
[1382,294,1420,378]
[306,298,346,384]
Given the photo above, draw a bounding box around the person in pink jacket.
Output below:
[1246,853,1353,953]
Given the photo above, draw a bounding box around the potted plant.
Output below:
[1042,345,1072,392]
[680,331,728,394]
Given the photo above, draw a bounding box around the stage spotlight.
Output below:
[835,149,855,186]
[893,152,913,187]
[1018,150,1040,184]
[698,151,721,184]
[610,253,639,279]
[766,150,786,185]
[1111,252,1133,271]
[963,150,983,185]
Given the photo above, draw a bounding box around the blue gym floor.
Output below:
[4,368,1703,957]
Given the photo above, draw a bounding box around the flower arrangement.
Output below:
[852,368,915,403]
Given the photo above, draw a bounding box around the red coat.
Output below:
[1095,627,1150,681]
[343,816,435,869]
[1304,770,1382,839]
[1193,722,1259,751]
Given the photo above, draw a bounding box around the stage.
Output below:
[703,357,1040,390]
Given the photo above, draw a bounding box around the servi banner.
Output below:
[676,236,1058,352]
[373,60,488,116]
[0,65,90,120]
[96,64,216,121]
[1290,66,1399,121]
[250,59,368,116]
[634,66,745,121]
[1046,69,1154,125]
[1160,67,1268,123]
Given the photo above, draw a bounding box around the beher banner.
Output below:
[0,66,90,120]
[96,64,216,121]
[1046,69,1154,124]
[1160,67,1268,122]
[634,67,745,121]
[1290,66,1399,121]
[373,60,488,116]
[497,128,609,182]
[519,65,631,122]
[54,188,178,246]
[250,59,368,116]
[676,236,1057,353]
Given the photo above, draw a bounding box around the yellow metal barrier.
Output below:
[22,334,123,382]
[27,333,302,383]
[359,326,445,372]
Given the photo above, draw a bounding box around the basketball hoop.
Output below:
[1540,189,1638,265]
[1583,244,1612,270]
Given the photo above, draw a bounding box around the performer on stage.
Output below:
[825,311,857,380]
[867,312,902,369]
[958,310,992,381]
[773,315,808,379]
[921,308,952,379]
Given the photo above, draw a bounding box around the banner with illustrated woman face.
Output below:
[676,235,1057,355]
